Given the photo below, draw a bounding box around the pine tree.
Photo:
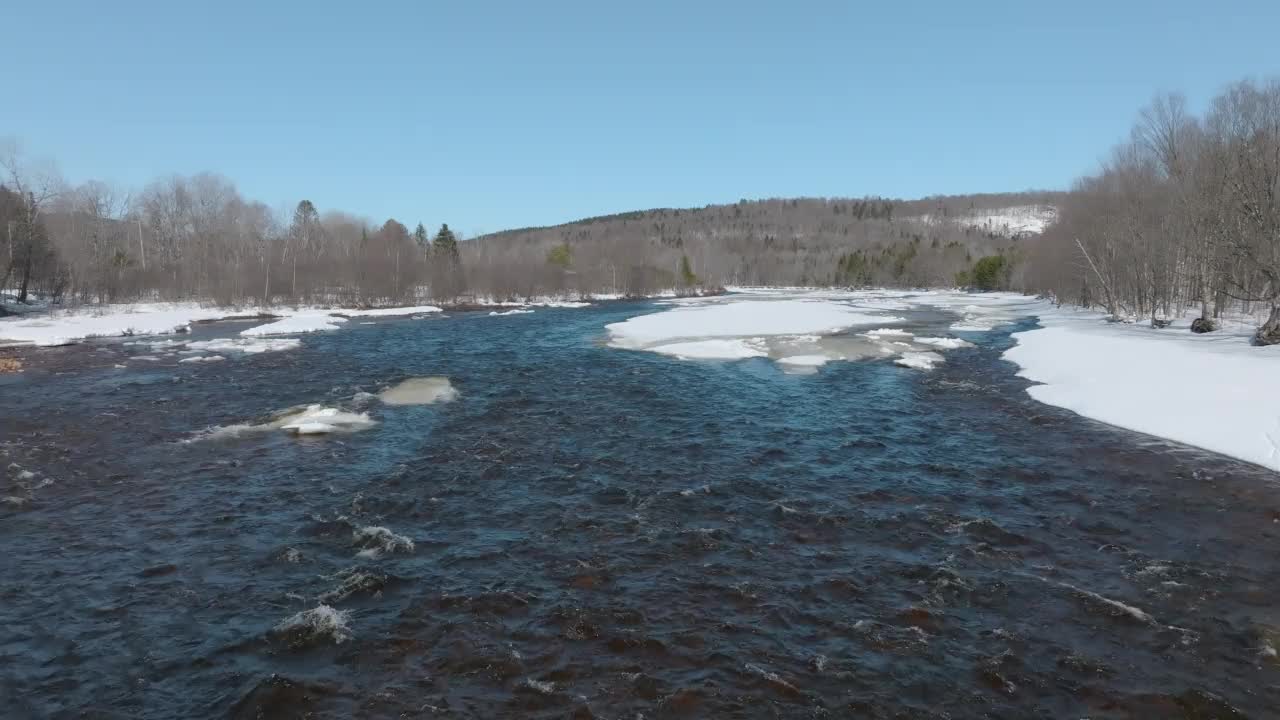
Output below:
[432,223,459,263]
[413,223,428,249]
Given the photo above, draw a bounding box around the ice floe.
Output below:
[178,354,225,363]
[649,338,768,360]
[895,352,945,370]
[489,309,535,316]
[333,305,442,317]
[186,337,302,354]
[242,314,348,336]
[378,377,458,405]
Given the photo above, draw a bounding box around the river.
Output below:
[1,300,1277,718]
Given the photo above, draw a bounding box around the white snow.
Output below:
[895,351,945,370]
[649,338,768,360]
[607,299,901,350]
[915,336,973,349]
[332,305,442,317]
[276,405,376,435]
[915,205,1058,238]
[190,403,377,441]
[178,354,225,363]
[185,337,302,354]
[777,354,830,367]
[241,314,348,336]
[0,303,263,347]
[0,301,444,346]
[489,308,535,316]
[1002,307,1280,472]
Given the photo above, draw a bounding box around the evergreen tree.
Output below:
[432,223,459,263]
[413,222,428,249]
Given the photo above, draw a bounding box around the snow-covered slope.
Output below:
[916,205,1058,238]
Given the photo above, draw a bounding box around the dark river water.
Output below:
[2,301,1278,719]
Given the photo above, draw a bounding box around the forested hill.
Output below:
[460,192,1063,297]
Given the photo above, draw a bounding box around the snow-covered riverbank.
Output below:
[611,288,1280,472]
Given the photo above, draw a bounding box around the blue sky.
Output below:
[4,1,1277,235]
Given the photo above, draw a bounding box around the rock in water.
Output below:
[1190,317,1217,334]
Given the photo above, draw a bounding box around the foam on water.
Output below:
[352,525,415,558]
[273,605,353,645]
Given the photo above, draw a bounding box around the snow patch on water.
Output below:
[489,309,535,316]
[178,354,225,363]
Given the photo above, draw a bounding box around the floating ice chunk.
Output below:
[777,354,829,367]
[378,377,458,405]
[607,299,902,351]
[242,314,348,336]
[951,318,996,332]
[178,354,226,363]
[895,352,945,370]
[334,305,442,317]
[914,336,973,349]
[649,339,768,360]
[276,406,377,435]
[353,525,415,558]
[274,604,352,645]
[489,309,535,316]
[187,337,302,354]
[862,328,914,338]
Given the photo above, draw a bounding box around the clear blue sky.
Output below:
[4,0,1277,235]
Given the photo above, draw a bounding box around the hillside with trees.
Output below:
[3,133,1059,309]
[1024,78,1280,344]
[5,74,1277,345]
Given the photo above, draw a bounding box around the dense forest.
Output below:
[3,76,1278,343]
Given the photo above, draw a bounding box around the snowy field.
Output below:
[609,288,1280,472]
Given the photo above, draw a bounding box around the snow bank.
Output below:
[1003,310,1280,472]
[0,300,445,346]
[241,314,347,336]
[0,303,263,347]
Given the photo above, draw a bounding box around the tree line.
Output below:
[1,144,470,308]
[2,135,1058,310]
[1023,78,1280,344]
